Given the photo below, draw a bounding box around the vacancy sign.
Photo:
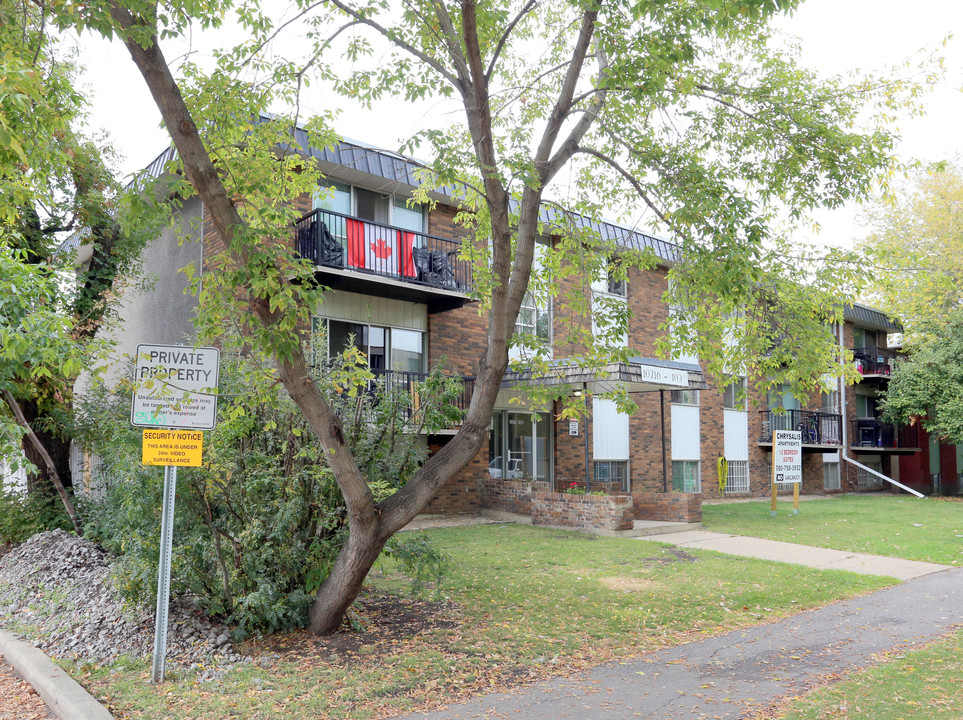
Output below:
[772,430,802,484]
[131,344,220,430]
[142,430,204,467]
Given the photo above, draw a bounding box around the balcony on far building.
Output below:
[758,409,843,448]
[853,346,896,378]
[295,208,473,312]
[851,418,921,454]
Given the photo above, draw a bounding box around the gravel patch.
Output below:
[0,530,248,676]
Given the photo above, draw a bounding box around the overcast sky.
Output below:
[77,0,963,247]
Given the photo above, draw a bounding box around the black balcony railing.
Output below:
[295,208,472,292]
[368,368,475,423]
[853,346,896,377]
[852,418,920,449]
[759,409,842,446]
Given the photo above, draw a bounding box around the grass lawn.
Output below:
[772,628,963,720]
[74,524,893,719]
[703,495,963,564]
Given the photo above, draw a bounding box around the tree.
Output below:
[880,308,963,444]
[861,163,963,441]
[860,162,963,346]
[47,0,906,633]
[0,1,159,531]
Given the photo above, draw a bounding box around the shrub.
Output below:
[75,349,458,637]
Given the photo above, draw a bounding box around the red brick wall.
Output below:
[632,492,702,523]
[531,492,635,532]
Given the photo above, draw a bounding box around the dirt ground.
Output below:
[0,660,55,720]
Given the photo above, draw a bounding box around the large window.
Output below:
[672,460,701,493]
[314,182,425,231]
[489,411,552,481]
[325,319,425,372]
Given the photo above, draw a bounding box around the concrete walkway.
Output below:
[640,529,951,580]
[405,568,962,719]
[396,532,958,720]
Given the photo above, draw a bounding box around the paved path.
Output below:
[406,568,962,720]
[640,530,951,580]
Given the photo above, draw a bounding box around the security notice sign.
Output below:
[131,344,220,430]
[142,430,203,467]
[773,430,803,484]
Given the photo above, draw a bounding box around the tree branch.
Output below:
[2,389,83,535]
[484,0,538,83]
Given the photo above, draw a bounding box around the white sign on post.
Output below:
[131,344,220,430]
[130,344,220,684]
[773,430,803,484]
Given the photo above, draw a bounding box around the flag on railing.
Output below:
[345,219,416,279]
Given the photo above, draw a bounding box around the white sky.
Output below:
[77,0,963,247]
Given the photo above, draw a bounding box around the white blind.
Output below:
[671,404,700,460]
[723,409,749,461]
[593,398,629,459]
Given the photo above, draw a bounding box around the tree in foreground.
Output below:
[48,0,910,633]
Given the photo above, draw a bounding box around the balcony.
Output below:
[758,409,842,448]
[851,418,920,454]
[296,208,473,312]
[853,346,896,378]
[369,368,475,432]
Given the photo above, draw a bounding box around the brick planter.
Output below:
[632,491,701,523]
[479,479,538,515]
[531,491,634,532]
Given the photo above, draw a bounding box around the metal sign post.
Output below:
[131,343,220,685]
[151,463,177,683]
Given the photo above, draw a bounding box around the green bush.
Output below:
[76,350,457,637]
[0,480,72,544]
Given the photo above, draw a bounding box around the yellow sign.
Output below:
[142,430,203,467]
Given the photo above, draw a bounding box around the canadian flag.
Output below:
[346,220,415,278]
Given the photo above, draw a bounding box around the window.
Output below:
[823,460,841,490]
[854,327,877,349]
[672,460,701,492]
[313,182,425,232]
[489,411,552,481]
[392,195,426,233]
[314,181,351,215]
[326,320,425,372]
[671,389,699,405]
[512,292,551,359]
[857,458,884,489]
[821,389,839,414]
[594,460,628,489]
[725,460,750,494]
[856,394,878,419]
[606,266,626,297]
[723,378,747,410]
[768,383,800,412]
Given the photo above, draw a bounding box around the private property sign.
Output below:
[773,430,802,484]
[131,344,220,430]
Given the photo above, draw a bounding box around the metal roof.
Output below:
[843,303,901,333]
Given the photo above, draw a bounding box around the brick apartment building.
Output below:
[76,135,963,512]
